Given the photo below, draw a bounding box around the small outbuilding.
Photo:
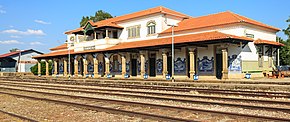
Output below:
[0,49,43,72]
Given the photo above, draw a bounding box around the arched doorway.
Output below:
[86,54,94,76]
[97,54,105,77]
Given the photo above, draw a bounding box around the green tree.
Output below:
[80,16,91,27]
[93,10,113,22]
[79,10,113,27]
[10,48,19,52]
[283,17,290,41]
[30,61,53,75]
[278,37,290,65]
[279,16,290,65]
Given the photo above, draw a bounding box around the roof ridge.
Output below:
[227,11,244,22]
[159,6,190,18]
[93,6,165,24]
[232,12,280,31]
[189,11,229,19]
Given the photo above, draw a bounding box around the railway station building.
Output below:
[33,6,284,80]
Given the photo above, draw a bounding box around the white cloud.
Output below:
[10,35,21,39]
[0,40,23,44]
[0,5,6,14]
[1,29,46,36]
[30,41,44,45]
[10,35,21,38]
[34,20,51,25]
[0,10,6,14]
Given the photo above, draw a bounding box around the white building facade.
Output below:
[34,6,283,80]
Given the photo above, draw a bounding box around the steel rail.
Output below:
[1,79,290,98]
[0,86,289,121]
[0,109,38,122]
[1,82,290,107]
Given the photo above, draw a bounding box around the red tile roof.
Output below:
[34,31,253,58]
[65,27,84,34]
[65,6,190,34]
[104,31,253,51]
[161,11,280,34]
[0,51,21,58]
[50,44,68,51]
[0,49,43,58]
[254,39,284,46]
[33,50,74,58]
[105,6,189,23]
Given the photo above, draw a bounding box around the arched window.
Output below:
[147,21,156,35]
[113,55,119,72]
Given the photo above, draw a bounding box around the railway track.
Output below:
[0,81,290,109]
[0,109,38,122]
[1,78,290,99]
[0,82,290,121]
[0,91,194,122]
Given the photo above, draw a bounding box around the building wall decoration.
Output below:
[78,61,82,73]
[51,63,54,74]
[98,62,103,74]
[110,61,121,75]
[156,59,163,75]
[145,60,149,73]
[174,57,186,75]
[119,62,122,73]
[137,61,141,75]
[228,54,242,73]
[110,62,113,72]
[126,61,130,73]
[88,62,94,74]
[198,56,214,74]
[59,63,64,74]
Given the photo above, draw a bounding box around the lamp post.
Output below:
[66,39,73,79]
[17,49,22,73]
[68,44,71,78]
[167,24,178,82]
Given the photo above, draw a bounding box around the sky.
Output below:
[0,0,289,54]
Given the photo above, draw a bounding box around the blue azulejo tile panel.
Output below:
[110,61,113,72]
[98,62,103,74]
[88,62,94,74]
[145,60,149,73]
[228,54,242,73]
[174,57,186,75]
[138,61,141,75]
[126,61,130,73]
[156,59,163,75]
[198,56,214,74]
[78,61,82,73]
[59,63,64,74]
[110,61,122,75]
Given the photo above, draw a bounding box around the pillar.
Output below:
[121,55,126,77]
[45,60,49,76]
[105,29,109,38]
[162,51,168,78]
[222,48,228,79]
[189,48,196,79]
[93,58,99,78]
[53,59,58,75]
[74,59,78,76]
[94,31,97,39]
[83,58,88,77]
[63,58,68,77]
[37,60,41,76]
[105,57,110,76]
[140,51,145,77]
